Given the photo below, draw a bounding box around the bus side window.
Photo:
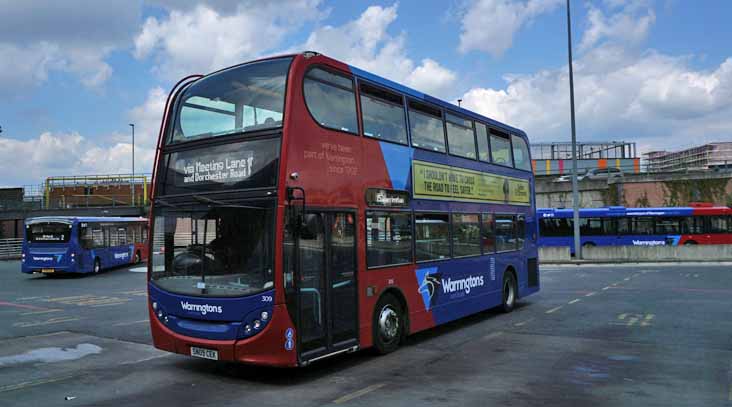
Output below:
[511,135,532,171]
[303,67,358,134]
[476,124,490,162]
[80,227,93,249]
[516,215,526,250]
[489,129,513,167]
[481,213,496,253]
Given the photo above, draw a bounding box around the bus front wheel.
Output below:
[134,251,141,264]
[501,271,517,313]
[93,258,101,274]
[372,293,404,355]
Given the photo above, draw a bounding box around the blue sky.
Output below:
[1,0,731,186]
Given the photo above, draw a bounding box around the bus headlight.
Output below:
[244,324,252,335]
[152,302,158,311]
[260,311,269,321]
[253,320,262,330]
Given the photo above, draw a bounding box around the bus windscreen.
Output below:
[170,57,292,144]
[150,202,274,297]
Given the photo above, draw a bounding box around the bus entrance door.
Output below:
[296,211,358,364]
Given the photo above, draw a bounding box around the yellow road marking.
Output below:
[20,309,62,316]
[568,299,581,304]
[333,383,386,404]
[91,302,129,307]
[13,317,79,328]
[113,319,149,327]
[44,295,93,302]
[585,292,597,297]
[0,375,77,393]
[546,306,563,314]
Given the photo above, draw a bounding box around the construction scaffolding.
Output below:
[645,142,732,172]
[43,174,151,209]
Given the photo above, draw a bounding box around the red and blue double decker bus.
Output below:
[148,51,539,367]
[22,216,148,275]
[538,204,732,252]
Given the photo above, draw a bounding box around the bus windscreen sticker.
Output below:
[412,160,530,205]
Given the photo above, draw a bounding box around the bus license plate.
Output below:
[41,269,55,273]
[190,346,218,360]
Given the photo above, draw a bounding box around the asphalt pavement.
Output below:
[0,260,731,406]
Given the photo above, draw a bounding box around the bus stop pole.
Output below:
[566,0,582,259]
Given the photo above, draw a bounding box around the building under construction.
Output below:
[645,142,732,173]
[531,141,640,176]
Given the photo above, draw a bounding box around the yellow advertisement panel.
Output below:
[412,160,530,205]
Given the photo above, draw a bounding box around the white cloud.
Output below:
[0,132,154,186]
[301,4,457,97]
[0,1,139,94]
[580,1,655,51]
[134,0,325,79]
[458,0,563,57]
[128,87,168,149]
[458,44,732,149]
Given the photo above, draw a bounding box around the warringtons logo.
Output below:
[180,301,222,315]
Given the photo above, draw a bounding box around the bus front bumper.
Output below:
[149,303,298,367]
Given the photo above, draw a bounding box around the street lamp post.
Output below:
[566,0,582,259]
[129,123,135,206]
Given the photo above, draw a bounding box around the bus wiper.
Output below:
[191,194,266,210]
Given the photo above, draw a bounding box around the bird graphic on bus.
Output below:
[418,274,441,302]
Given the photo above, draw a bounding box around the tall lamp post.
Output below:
[566,0,582,259]
[129,123,135,206]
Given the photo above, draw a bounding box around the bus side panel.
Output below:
[357,264,437,349]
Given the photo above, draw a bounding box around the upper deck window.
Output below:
[490,129,513,167]
[409,101,445,153]
[303,67,358,134]
[360,83,408,145]
[511,134,532,171]
[446,113,476,159]
[170,57,292,144]
[476,123,490,162]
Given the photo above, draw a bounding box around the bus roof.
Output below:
[196,51,528,140]
[25,216,147,225]
[347,64,527,138]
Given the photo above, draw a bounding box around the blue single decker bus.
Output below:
[22,216,148,275]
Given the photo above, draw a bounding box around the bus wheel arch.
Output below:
[372,288,409,354]
[684,240,697,245]
[501,267,518,313]
[582,242,596,248]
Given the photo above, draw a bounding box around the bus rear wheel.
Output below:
[372,293,404,355]
[501,271,517,313]
[93,258,101,274]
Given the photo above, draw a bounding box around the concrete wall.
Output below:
[536,171,732,208]
[539,246,571,262]
[540,245,732,263]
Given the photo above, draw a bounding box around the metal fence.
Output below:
[0,238,22,260]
